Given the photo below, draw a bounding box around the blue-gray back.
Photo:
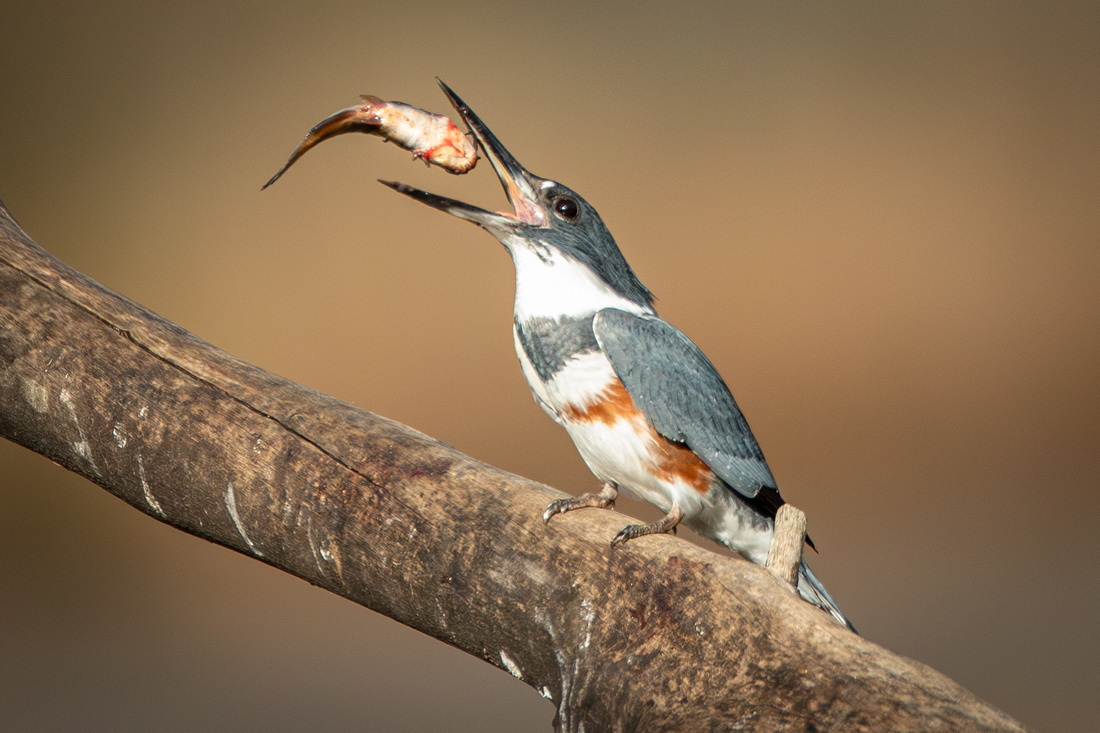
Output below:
[593,309,777,499]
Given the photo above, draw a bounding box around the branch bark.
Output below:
[0,199,1025,732]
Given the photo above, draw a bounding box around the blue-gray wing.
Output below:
[593,309,777,499]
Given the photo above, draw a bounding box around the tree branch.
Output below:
[0,199,1024,732]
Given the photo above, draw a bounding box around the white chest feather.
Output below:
[512,330,617,420]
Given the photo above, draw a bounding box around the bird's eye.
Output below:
[552,196,580,222]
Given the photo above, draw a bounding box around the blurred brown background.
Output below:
[2,2,1097,731]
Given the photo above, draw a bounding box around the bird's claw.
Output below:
[609,506,685,548]
[542,498,574,524]
[610,523,669,547]
[542,483,619,525]
[610,526,636,547]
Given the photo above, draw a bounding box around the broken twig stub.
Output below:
[766,504,808,590]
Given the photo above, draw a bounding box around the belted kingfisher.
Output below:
[382,82,855,632]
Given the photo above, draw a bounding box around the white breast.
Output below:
[512,330,619,420]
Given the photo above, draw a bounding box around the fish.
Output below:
[263,95,478,189]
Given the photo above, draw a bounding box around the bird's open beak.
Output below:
[379,80,546,232]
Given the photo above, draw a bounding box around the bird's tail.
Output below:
[797,561,857,634]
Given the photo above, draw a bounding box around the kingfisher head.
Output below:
[381,81,653,311]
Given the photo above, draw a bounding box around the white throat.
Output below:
[508,240,651,322]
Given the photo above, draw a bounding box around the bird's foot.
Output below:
[610,505,685,547]
[542,482,618,524]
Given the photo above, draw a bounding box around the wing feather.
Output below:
[593,309,777,499]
